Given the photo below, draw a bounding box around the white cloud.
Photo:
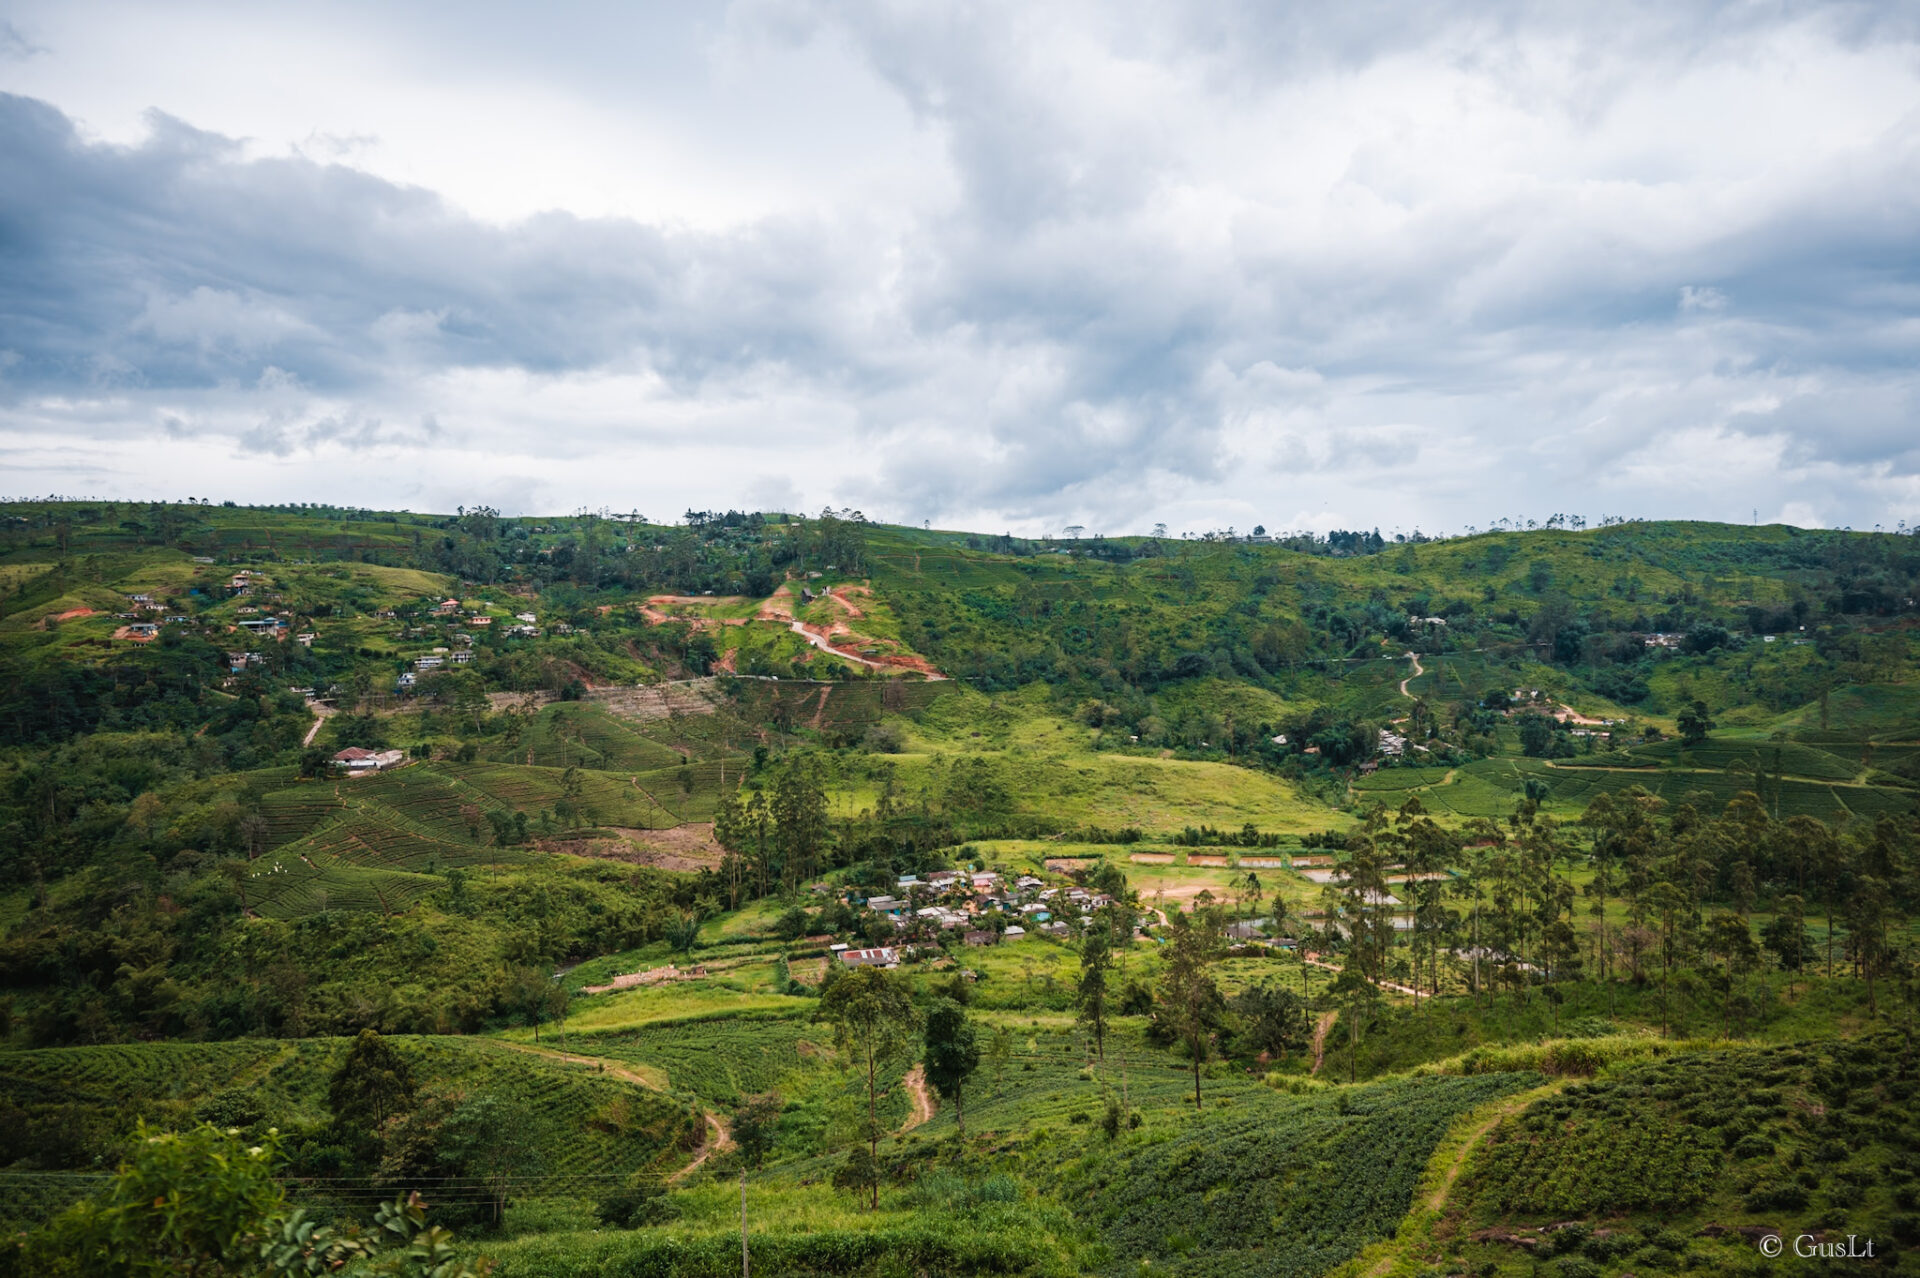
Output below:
[2,1,1919,531]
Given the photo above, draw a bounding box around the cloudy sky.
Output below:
[4,1,1920,535]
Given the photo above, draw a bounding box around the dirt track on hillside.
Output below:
[670,1112,734,1184]
[1309,1011,1338,1074]
[645,581,946,677]
[898,1065,936,1134]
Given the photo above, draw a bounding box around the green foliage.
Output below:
[330,1029,419,1145]
[1453,1034,1920,1265]
[922,999,980,1134]
[593,1178,680,1229]
[1076,1073,1542,1277]
[731,1090,784,1170]
[1230,980,1312,1061]
[484,1217,1072,1277]
[5,1123,492,1278]
[1469,1107,1722,1214]
[55,1122,285,1276]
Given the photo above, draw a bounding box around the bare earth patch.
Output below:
[541,822,725,871]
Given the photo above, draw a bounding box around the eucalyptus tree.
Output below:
[1157,908,1228,1110]
[819,966,918,1208]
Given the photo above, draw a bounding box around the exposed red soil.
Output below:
[641,583,945,678]
[640,595,753,629]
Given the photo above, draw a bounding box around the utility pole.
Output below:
[740,1171,750,1277]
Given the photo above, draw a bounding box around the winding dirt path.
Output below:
[508,1037,733,1183]
[1398,651,1425,699]
[898,1064,936,1134]
[301,698,334,747]
[1303,954,1419,998]
[497,1041,668,1091]
[1309,1011,1338,1075]
[670,1112,734,1184]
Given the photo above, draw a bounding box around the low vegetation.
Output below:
[1,501,1916,1275]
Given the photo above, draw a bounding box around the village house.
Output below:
[963,930,998,947]
[837,947,899,968]
[332,746,405,773]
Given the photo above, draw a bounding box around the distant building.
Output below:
[837,947,899,967]
[964,930,998,947]
[332,747,405,772]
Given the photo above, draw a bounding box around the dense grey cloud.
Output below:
[2,0,1920,533]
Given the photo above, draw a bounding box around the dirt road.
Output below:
[898,1064,936,1133]
[301,698,334,747]
[1303,954,1420,998]
[1309,1011,1338,1075]
[496,1041,668,1090]
[671,1112,734,1184]
[1398,651,1424,699]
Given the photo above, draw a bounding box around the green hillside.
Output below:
[1,501,1916,1275]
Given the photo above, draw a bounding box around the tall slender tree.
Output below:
[819,966,917,1209]
[1077,914,1115,1061]
[1156,909,1227,1110]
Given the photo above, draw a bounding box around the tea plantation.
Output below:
[1,504,1917,1275]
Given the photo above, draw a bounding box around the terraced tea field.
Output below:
[1350,755,1918,822]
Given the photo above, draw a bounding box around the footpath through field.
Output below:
[898,1064,935,1134]
[301,698,334,747]
[498,1040,735,1185]
[1397,652,1424,700]
[1303,953,1420,999]
[496,1041,668,1091]
[1309,1011,1339,1075]
[670,1112,734,1184]
[1342,1079,1569,1278]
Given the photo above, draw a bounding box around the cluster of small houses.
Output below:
[113,576,320,669]
[397,601,576,688]
[828,871,1117,967]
